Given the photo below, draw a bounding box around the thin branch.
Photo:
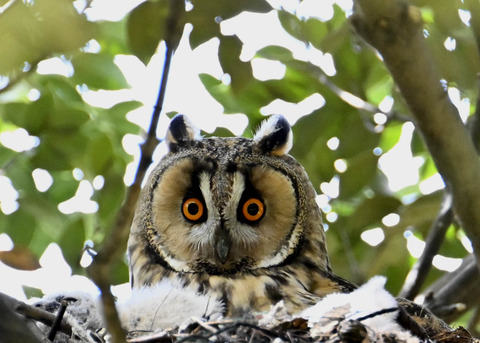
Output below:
[351,0,480,271]
[468,75,480,152]
[421,254,480,322]
[398,194,454,299]
[86,1,184,342]
[0,0,18,15]
[0,59,40,94]
[316,71,412,124]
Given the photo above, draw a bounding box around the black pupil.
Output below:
[247,203,259,215]
[188,202,199,215]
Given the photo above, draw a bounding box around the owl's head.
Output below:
[129,114,328,277]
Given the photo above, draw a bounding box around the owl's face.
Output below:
[129,115,327,279]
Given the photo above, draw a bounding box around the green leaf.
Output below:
[278,11,304,41]
[86,132,115,175]
[199,73,239,112]
[23,286,44,299]
[188,12,219,49]
[390,191,444,233]
[379,123,403,152]
[59,217,86,270]
[47,171,79,203]
[256,45,294,61]
[277,12,328,48]
[111,259,129,285]
[205,126,235,138]
[303,18,328,49]
[71,53,128,90]
[32,132,88,171]
[0,146,17,167]
[187,0,271,49]
[339,150,379,198]
[95,20,130,56]
[94,171,126,229]
[3,211,36,248]
[40,75,84,104]
[344,195,402,233]
[218,35,253,93]
[2,102,48,135]
[127,0,170,64]
[0,0,93,74]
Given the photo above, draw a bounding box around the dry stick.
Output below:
[15,302,73,337]
[47,300,69,341]
[86,1,183,342]
[351,0,480,271]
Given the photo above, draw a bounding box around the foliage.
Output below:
[0,0,476,308]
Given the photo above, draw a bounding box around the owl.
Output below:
[127,114,355,316]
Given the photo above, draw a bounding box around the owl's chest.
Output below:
[166,268,321,317]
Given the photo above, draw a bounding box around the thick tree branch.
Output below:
[86,1,184,342]
[351,0,480,269]
[0,292,46,343]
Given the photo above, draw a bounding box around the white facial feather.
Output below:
[187,172,216,249]
[225,172,258,246]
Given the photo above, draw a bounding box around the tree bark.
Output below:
[0,293,45,343]
[351,0,480,270]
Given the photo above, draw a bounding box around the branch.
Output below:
[86,1,184,342]
[316,70,412,124]
[468,75,480,152]
[351,0,480,269]
[465,0,480,59]
[0,292,46,343]
[398,194,453,299]
[0,0,18,15]
[421,254,480,322]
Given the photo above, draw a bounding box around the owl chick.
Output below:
[128,114,354,316]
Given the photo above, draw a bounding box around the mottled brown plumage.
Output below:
[128,114,354,316]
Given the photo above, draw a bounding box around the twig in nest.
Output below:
[15,301,72,337]
[47,299,69,341]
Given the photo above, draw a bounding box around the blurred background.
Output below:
[0,0,476,324]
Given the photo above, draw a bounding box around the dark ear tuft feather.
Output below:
[254,115,292,156]
[165,114,201,151]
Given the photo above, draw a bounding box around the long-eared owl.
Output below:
[128,114,354,316]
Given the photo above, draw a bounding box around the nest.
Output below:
[125,317,478,343]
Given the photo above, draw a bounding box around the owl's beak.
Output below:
[215,232,231,265]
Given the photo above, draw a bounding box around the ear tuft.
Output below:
[254,115,292,156]
[165,114,201,151]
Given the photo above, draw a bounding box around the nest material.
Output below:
[124,317,478,343]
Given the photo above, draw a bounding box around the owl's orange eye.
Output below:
[242,198,265,222]
[183,198,204,222]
